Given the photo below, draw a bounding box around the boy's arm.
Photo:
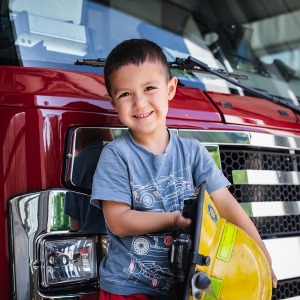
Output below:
[210,186,277,288]
[102,200,191,236]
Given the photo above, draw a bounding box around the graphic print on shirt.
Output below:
[123,253,173,292]
[122,233,175,293]
[120,167,194,294]
[132,167,193,212]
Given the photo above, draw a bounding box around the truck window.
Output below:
[2,0,299,105]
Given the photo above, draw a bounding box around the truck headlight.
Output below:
[39,236,98,287]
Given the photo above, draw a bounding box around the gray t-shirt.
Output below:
[91,130,230,298]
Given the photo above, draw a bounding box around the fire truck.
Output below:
[1,0,300,299]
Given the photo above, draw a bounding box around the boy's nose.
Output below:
[133,93,147,107]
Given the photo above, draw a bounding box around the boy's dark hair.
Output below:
[104,39,171,96]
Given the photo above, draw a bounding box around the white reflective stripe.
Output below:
[232,170,300,185]
[240,201,300,217]
[263,237,300,280]
[283,297,300,300]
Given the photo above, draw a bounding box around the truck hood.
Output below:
[204,91,300,131]
[169,86,300,132]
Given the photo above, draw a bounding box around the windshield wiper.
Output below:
[75,58,246,79]
[171,56,300,115]
[75,58,106,67]
[169,58,248,80]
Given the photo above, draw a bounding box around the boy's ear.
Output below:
[168,77,178,100]
[105,94,116,108]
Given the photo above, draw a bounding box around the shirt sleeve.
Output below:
[90,144,132,209]
[192,140,230,193]
[64,192,80,220]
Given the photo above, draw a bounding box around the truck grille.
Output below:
[220,148,300,238]
[219,147,300,299]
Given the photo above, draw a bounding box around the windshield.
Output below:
[1,0,300,105]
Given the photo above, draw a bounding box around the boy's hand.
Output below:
[174,211,192,229]
[271,268,278,288]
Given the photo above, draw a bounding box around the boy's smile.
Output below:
[134,111,153,119]
[106,60,178,149]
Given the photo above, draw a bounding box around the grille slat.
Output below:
[252,215,300,238]
[229,185,300,203]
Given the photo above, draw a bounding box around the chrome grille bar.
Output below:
[240,201,300,217]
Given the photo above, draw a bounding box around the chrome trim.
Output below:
[264,237,300,280]
[250,132,300,150]
[36,294,84,300]
[178,130,300,150]
[241,201,300,217]
[232,170,300,185]
[8,190,101,300]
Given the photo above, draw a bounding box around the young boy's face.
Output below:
[105,60,178,137]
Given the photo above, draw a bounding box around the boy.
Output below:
[91,39,276,299]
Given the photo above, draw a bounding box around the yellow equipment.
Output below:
[170,182,272,300]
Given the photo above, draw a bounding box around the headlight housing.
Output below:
[39,235,98,287]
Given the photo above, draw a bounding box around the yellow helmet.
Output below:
[171,182,272,300]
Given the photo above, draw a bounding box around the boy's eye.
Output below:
[118,92,131,98]
[145,86,156,91]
